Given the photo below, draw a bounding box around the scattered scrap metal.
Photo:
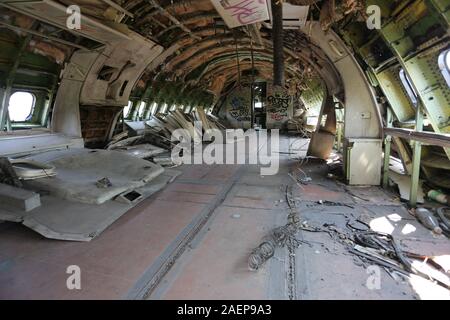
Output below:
[249,162,450,293]
[248,185,304,271]
[107,108,227,167]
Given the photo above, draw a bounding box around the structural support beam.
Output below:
[147,0,201,41]
[250,40,255,129]
[0,21,89,50]
[409,105,424,207]
[383,128,450,148]
[248,24,264,47]
[271,0,284,87]
[99,0,134,18]
[383,107,393,189]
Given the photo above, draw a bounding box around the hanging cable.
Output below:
[234,33,241,87]
[250,38,256,129]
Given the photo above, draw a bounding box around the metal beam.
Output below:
[248,24,264,47]
[250,39,255,129]
[0,21,89,50]
[147,0,201,41]
[383,128,450,148]
[99,0,134,18]
[409,105,424,207]
[383,107,393,189]
[156,12,219,39]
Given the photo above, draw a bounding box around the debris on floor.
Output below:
[0,157,22,188]
[0,182,41,212]
[96,177,113,189]
[105,109,227,168]
[145,108,225,143]
[10,159,57,180]
[247,153,450,299]
[0,146,183,241]
[248,185,303,271]
[389,171,425,203]
[112,144,166,159]
[428,190,449,205]
[413,208,442,235]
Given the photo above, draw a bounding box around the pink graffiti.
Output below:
[221,0,267,25]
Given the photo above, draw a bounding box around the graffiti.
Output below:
[266,89,292,123]
[212,0,269,28]
[223,0,266,25]
[267,95,290,110]
[229,96,251,121]
[230,97,251,121]
[268,113,285,122]
[230,109,251,122]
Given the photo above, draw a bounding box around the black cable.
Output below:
[437,207,450,229]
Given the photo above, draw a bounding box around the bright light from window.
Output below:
[138,101,146,118]
[439,49,450,88]
[161,104,168,114]
[8,92,34,122]
[123,101,132,117]
[306,116,318,126]
[445,50,450,71]
[399,68,418,106]
[151,102,157,115]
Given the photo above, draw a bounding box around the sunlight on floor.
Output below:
[409,274,450,300]
[401,224,417,235]
[370,216,395,234]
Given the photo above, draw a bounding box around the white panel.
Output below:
[210,0,270,28]
[0,133,84,157]
[1,0,130,43]
[347,139,382,185]
[79,34,163,106]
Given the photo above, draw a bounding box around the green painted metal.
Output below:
[383,107,393,189]
[378,0,450,159]
[375,67,416,122]
[410,104,425,207]
[338,0,450,189]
